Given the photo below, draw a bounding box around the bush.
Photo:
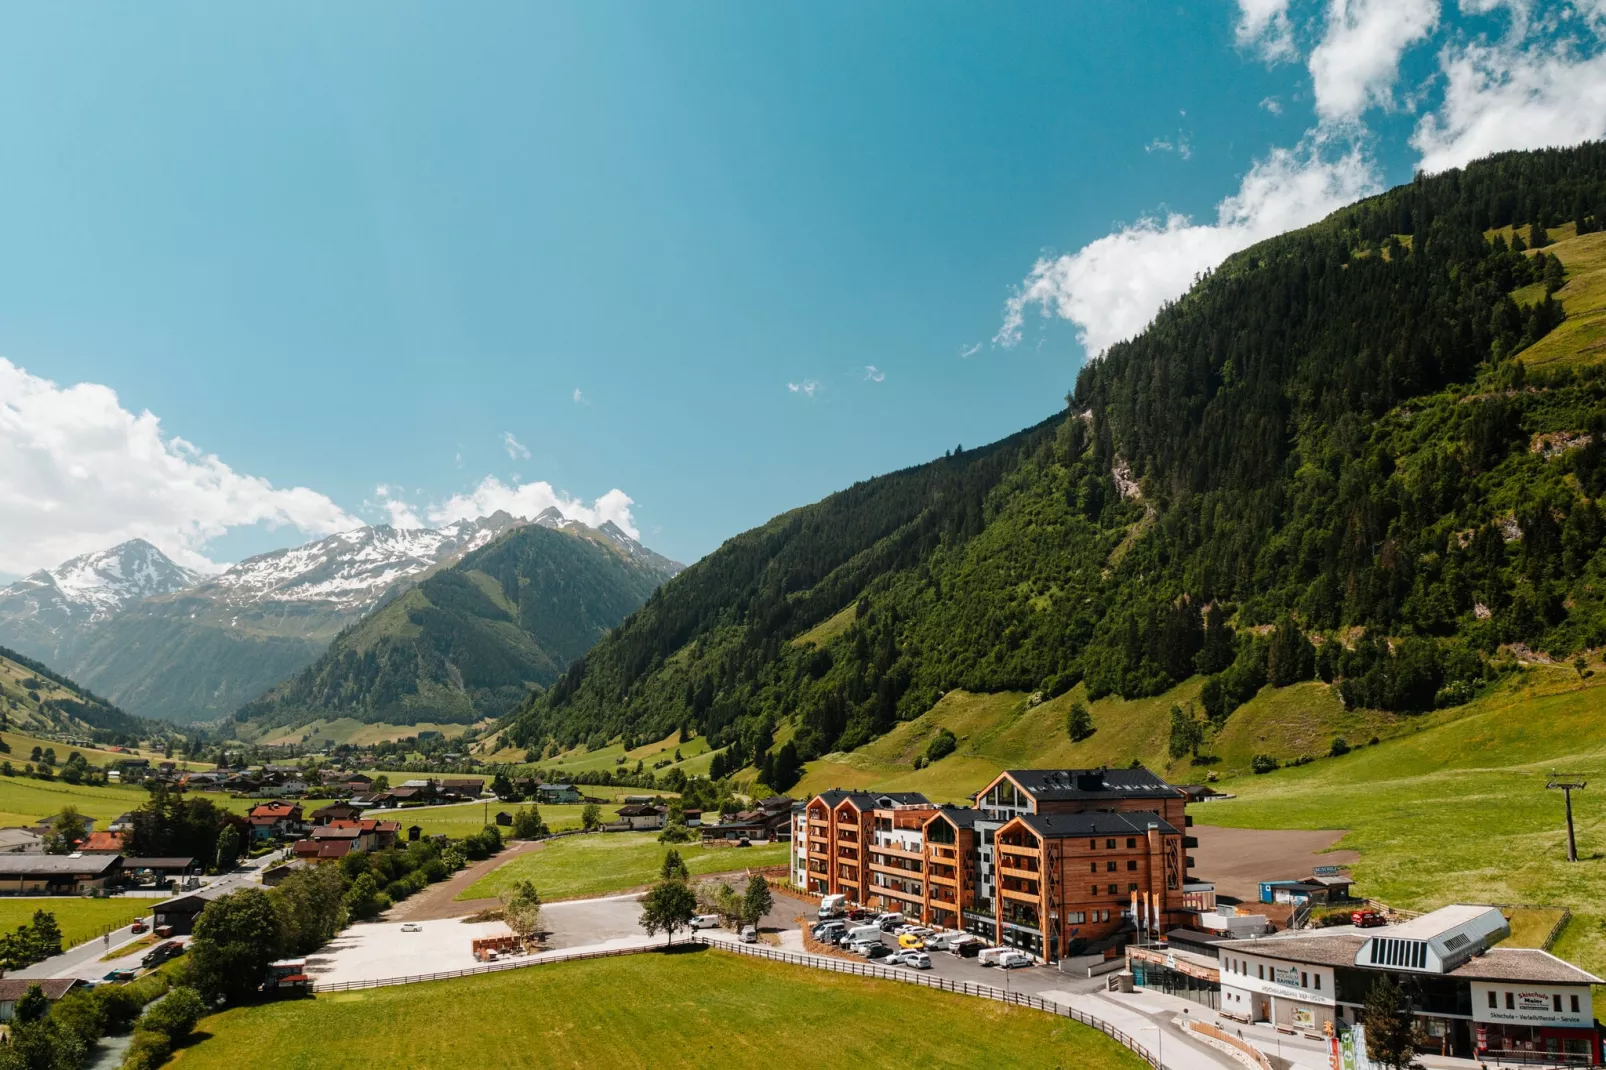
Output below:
[1329,737,1350,757]
[123,1029,173,1070]
[140,985,206,1043]
[923,728,957,764]
[1251,754,1279,775]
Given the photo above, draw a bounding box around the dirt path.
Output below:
[388,839,546,921]
[1190,824,1359,902]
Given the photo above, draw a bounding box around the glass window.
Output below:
[1506,992,1514,1009]
[1107,884,1118,895]
[1571,994,1581,1013]
[1488,991,1497,1008]
[1128,882,1138,892]
[1301,972,1308,988]
[1314,974,1321,991]
[1554,994,1563,1013]
[1089,839,1097,850]
[1089,862,1097,873]
[1090,885,1098,896]
[1127,837,1136,848]
[1106,861,1116,872]
[1105,839,1116,849]
[1127,860,1137,871]
[1259,965,1264,980]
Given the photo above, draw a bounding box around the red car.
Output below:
[130,921,148,934]
[1351,910,1386,928]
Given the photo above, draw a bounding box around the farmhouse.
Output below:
[153,882,236,935]
[0,854,122,894]
[0,979,83,1022]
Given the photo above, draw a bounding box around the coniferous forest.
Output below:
[503,144,1606,781]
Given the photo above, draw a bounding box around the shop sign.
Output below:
[1339,1025,1374,1070]
[1515,991,1550,1011]
[1293,1006,1316,1028]
[1273,965,1302,987]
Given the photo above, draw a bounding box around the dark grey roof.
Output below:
[1016,810,1178,837]
[925,806,979,829]
[0,854,121,876]
[815,790,931,810]
[123,857,196,869]
[999,767,1181,802]
[1225,933,1601,985]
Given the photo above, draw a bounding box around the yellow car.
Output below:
[897,932,925,950]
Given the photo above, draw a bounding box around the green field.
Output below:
[478,729,724,780]
[387,800,602,838]
[0,776,156,826]
[459,832,790,902]
[1508,226,1606,369]
[0,898,154,949]
[177,946,1145,1070]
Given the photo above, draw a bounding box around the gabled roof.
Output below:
[80,831,125,852]
[982,767,1181,803]
[814,790,931,812]
[923,805,980,830]
[0,979,81,1002]
[1011,810,1178,838]
[0,854,122,877]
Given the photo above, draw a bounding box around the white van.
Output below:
[997,950,1033,969]
[818,894,847,919]
[977,946,1008,967]
[842,924,882,946]
[690,914,721,930]
[739,926,758,944]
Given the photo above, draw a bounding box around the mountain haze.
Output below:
[502,144,1606,777]
[235,518,681,734]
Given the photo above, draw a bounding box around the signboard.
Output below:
[1273,966,1302,988]
[1293,1006,1316,1029]
[1313,865,1345,877]
[1339,1025,1373,1070]
[1515,991,1551,1011]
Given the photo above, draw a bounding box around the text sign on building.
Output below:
[1273,966,1302,988]
[1470,983,1590,1027]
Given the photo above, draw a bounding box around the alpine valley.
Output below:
[0,508,681,729]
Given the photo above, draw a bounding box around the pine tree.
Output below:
[1363,975,1420,1070]
[1066,700,1094,742]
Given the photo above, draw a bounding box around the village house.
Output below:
[0,979,83,1022]
[246,801,305,842]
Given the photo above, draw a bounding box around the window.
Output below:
[1127,860,1137,871]
[1488,991,1497,1009]
[1258,965,1264,980]
[1107,884,1118,895]
[1554,994,1563,1013]
[1106,861,1117,872]
[1127,837,1136,848]
[1090,885,1098,896]
[1314,974,1321,991]
[1090,862,1097,874]
[1128,882,1138,892]
[1089,839,1097,850]
[1301,972,1308,988]
[1105,839,1116,849]
[1068,912,1085,924]
[1506,992,1514,1010]
[1100,910,1109,922]
[1572,995,1581,1013]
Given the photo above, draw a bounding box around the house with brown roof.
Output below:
[79,830,125,854]
[246,802,305,842]
[0,979,83,1022]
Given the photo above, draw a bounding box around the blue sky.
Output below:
[3,1,1604,575]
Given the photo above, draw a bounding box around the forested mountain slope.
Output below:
[502,144,1606,777]
[235,520,679,733]
[0,644,149,741]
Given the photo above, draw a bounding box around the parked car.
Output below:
[102,970,136,983]
[690,914,721,930]
[897,932,926,950]
[401,923,422,933]
[997,950,1033,969]
[818,894,847,919]
[1351,910,1386,928]
[142,941,184,969]
[846,907,873,921]
[950,938,982,958]
[858,942,892,960]
[977,946,1008,967]
[841,924,883,946]
[813,921,846,943]
[129,921,148,935]
[877,913,906,932]
[739,926,758,944]
[891,950,932,969]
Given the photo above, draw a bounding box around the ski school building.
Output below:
[793,767,1195,961]
[1209,905,1601,1064]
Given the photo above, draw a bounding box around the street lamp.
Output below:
[1141,1025,1164,1067]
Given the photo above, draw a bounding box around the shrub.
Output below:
[140,985,206,1043]
[123,1029,173,1070]
[1251,754,1279,775]
[1329,737,1350,757]
[923,728,958,763]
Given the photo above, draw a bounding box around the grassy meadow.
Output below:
[478,729,724,780]
[459,832,790,902]
[1501,224,1606,369]
[177,946,1146,1070]
[0,898,154,949]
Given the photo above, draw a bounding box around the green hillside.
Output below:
[0,643,148,741]
[502,145,1606,789]
[236,522,676,733]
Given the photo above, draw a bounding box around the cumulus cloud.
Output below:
[572,388,588,405]
[996,141,1379,356]
[864,365,886,382]
[1309,0,1441,121]
[1260,95,1285,114]
[421,478,639,538]
[0,357,359,575]
[370,484,423,529]
[1236,0,1298,61]
[501,431,531,461]
[1412,27,1606,173]
[787,379,821,398]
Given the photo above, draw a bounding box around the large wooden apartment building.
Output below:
[794,767,1195,961]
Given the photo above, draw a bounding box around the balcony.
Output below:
[996,852,1040,874]
[997,863,1041,883]
[999,883,1040,902]
[870,837,923,859]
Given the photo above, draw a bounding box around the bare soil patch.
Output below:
[1190,824,1358,902]
[388,839,544,922]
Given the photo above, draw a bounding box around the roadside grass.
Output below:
[457,832,790,902]
[0,898,153,949]
[176,946,1147,1070]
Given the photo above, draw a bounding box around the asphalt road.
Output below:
[12,851,284,981]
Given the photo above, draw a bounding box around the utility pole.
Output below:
[1547,773,1587,862]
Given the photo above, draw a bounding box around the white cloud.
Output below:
[0,357,359,575]
[787,379,821,398]
[1412,30,1606,173]
[572,388,587,405]
[370,484,423,528]
[1237,0,1299,61]
[997,140,1378,356]
[1145,134,1194,159]
[422,478,639,539]
[959,342,981,359]
[1309,0,1441,121]
[501,431,531,461]
[864,365,886,383]
[1260,95,1285,114]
